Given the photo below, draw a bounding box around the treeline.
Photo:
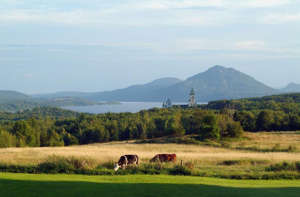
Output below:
[0,107,79,122]
[233,110,300,132]
[204,93,300,132]
[2,92,300,148]
[205,93,300,113]
[0,108,243,147]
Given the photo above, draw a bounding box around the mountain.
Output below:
[86,77,182,102]
[30,65,278,103]
[0,90,30,103]
[32,91,92,99]
[154,65,276,102]
[81,65,276,102]
[281,83,300,93]
[0,91,97,112]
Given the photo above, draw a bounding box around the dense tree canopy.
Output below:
[2,93,300,148]
[0,107,243,148]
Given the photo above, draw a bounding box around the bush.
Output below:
[0,129,16,147]
[0,164,37,173]
[272,144,281,152]
[288,145,297,152]
[219,159,269,166]
[220,160,242,166]
[99,161,115,169]
[225,121,244,138]
[37,155,98,173]
[266,162,300,172]
[169,165,193,176]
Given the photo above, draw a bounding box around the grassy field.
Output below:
[229,132,300,152]
[0,132,300,178]
[1,173,300,197]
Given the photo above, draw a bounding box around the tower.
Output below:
[162,97,172,108]
[189,88,196,107]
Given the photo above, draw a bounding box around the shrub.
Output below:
[225,121,244,138]
[37,155,98,173]
[220,160,242,166]
[272,144,281,152]
[99,161,115,169]
[266,162,300,172]
[0,164,37,173]
[219,159,269,166]
[287,145,297,152]
[169,165,192,176]
[0,130,16,147]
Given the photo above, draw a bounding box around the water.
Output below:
[63,102,184,114]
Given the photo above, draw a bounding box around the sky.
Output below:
[0,0,300,94]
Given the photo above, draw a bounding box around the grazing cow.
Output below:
[114,155,139,171]
[150,154,177,163]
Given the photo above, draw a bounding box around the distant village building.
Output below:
[162,98,172,108]
[188,88,197,107]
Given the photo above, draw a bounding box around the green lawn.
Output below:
[0,173,300,197]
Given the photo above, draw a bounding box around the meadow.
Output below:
[0,132,300,179]
[1,173,300,197]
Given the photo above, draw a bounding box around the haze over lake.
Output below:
[63,102,187,114]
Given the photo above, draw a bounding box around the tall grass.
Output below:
[0,132,300,179]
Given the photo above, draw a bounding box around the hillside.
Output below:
[70,66,275,102]
[0,90,30,103]
[1,66,283,106]
[86,77,182,101]
[156,66,276,102]
[32,91,92,99]
[0,106,79,122]
[281,83,300,93]
[0,91,98,112]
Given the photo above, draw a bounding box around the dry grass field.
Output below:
[230,132,300,151]
[0,132,300,170]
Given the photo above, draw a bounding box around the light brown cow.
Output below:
[150,154,177,163]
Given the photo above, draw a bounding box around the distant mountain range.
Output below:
[0,91,98,112]
[1,65,300,111]
[83,65,277,102]
[152,65,276,102]
[33,77,182,101]
[280,83,300,93]
[0,90,29,103]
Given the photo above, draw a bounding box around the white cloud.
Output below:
[23,73,34,78]
[262,13,300,24]
[144,39,300,58]
[233,0,292,8]
[0,0,297,26]
[124,0,293,10]
[235,41,266,50]
[0,7,232,26]
[0,9,108,25]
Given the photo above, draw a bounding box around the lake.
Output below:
[63,102,187,114]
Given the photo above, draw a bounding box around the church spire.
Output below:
[189,88,196,107]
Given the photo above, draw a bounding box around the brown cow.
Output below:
[114,155,139,171]
[150,154,176,163]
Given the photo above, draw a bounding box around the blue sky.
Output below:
[0,0,300,94]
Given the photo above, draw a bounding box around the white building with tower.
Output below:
[188,88,197,107]
[162,98,172,108]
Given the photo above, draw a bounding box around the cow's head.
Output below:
[114,163,120,171]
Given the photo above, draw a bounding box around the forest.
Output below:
[0,107,243,147]
[1,93,300,148]
[204,93,300,131]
